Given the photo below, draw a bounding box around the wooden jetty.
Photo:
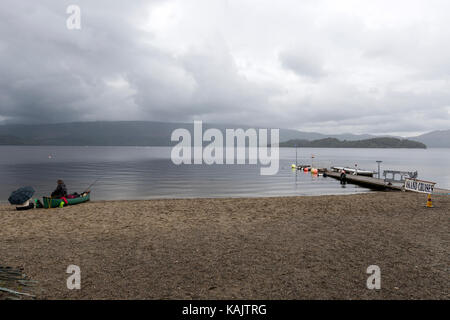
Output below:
[325,171,403,191]
[325,171,450,193]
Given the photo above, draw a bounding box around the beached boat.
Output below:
[43,192,90,208]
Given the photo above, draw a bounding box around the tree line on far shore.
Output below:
[279,137,427,148]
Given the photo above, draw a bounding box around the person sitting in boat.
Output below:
[51,179,68,198]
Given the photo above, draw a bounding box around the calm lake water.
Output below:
[0,146,449,202]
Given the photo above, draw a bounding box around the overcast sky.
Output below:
[1,0,449,136]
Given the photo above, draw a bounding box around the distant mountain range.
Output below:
[407,130,450,148]
[280,137,426,149]
[0,121,448,147]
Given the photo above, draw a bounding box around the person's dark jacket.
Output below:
[51,183,68,198]
[340,171,347,184]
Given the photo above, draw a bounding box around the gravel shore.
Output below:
[0,192,448,299]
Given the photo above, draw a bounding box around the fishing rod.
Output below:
[82,178,100,193]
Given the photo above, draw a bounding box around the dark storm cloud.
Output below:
[279,50,326,79]
[0,0,449,135]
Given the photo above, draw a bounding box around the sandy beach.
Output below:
[0,192,448,300]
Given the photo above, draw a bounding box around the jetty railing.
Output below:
[383,170,418,183]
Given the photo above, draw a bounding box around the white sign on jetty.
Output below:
[404,178,436,194]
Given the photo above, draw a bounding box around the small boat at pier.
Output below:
[331,166,374,177]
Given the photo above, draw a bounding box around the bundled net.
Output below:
[0,266,37,300]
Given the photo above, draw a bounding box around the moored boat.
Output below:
[43,192,90,208]
[331,166,374,177]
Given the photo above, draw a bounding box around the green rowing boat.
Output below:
[43,192,90,209]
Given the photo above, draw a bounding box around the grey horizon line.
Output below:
[0,119,446,138]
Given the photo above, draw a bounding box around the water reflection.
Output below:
[0,146,448,202]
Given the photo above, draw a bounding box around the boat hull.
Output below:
[43,193,90,208]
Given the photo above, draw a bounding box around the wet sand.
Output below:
[0,192,448,299]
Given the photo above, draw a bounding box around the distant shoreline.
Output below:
[1,122,449,147]
[279,137,427,149]
[0,144,439,148]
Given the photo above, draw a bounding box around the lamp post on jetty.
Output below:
[376,160,382,179]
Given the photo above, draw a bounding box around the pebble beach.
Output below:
[0,192,448,299]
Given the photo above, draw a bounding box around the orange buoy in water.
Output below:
[311,168,318,174]
[303,167,308,172]
[426,194,433,208]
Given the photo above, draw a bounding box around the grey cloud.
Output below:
[0,0,449,135]
[279,50,326,79]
